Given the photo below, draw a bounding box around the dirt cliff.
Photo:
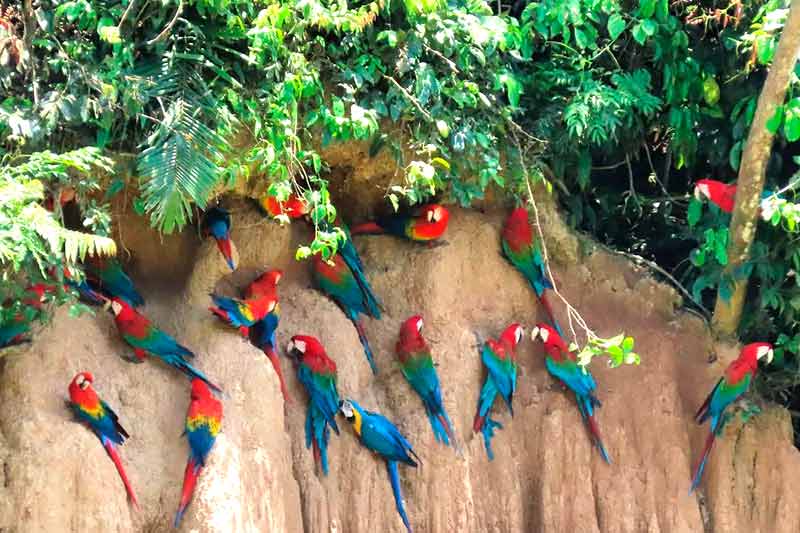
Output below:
[1,196,799,533]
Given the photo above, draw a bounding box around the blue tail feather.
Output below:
[387,461,413,533]
[480,417,503,461]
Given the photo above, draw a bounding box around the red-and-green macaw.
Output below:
[531,323,610,463]
[175,378,223,527]
[690,342,774,492]
[258,193,309,219]
[396,315,457,450]
[312,252,379,374]
[109,297,222,392]
[501,207,563,336]
[209,291,277,338]
[85,258,145,307]
[243,269,282,300]
[286,335,340,475]
[340,399,420,533]
[473,323,524,460]
[68,372,138,508]
[0,319,29,348]
[202,206,237,271]
[351,204,450,243]
[694,179,736,213]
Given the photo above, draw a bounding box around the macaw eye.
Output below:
[530,326,540,341]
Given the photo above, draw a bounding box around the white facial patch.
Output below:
[416,319,423,332]
[75,374,85,387]
[340,400,354,418]
[530,326,540,341]
[539,328,550,343]
[293,339,306,353]
[426,209,434,222]
[767,348,774,363]
[433,207,442,222]
[110,300,123,315]
[515,326,523,344]
[756,345,770,360]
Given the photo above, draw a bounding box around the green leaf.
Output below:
[687,198,702,227]
[640,19,657,37]
[766,105,784,134]
[607,14,625,40]
[784,99,800,142]
[577,150,591,188]
[729,141,743,171]
[757,35,777,65]
[638,0,656,18]
[622,336,634,352]
[632,23,648,45]
[714,231,729,265]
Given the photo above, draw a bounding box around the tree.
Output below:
[712,0,800,337]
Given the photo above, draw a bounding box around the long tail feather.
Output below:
[690,430,716,493]
[263,346,291,403]
[102,437,138,509]
[387,461,413,533]
[175,458,202,527]
[352,317,378,374]
[437,412,464,457]
[586,413,611,464]
[351,221,385,235]
[479,416,503,461]
[175,359,223,394]
[473,378,497,432]
[537,292,564,337]
[215,236,236,271]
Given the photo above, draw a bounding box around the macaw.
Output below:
[395,315,457,449]
[690,342,774,492]
[258,192,309,219]
[243,269,282,300]
[531,323,610,463]
[694,179,736,213]
[209,291,277,338]
[473,323,523,460]
[85,258,145,307]
[63,266,106,305]
[67,372,138,508]
[0,319,30,348]
[43,187,76,211]
[202,206,237,271]
[286,335,340,475]
[312,252,379,374]
[351,204,450,242]
[249,314,290,403]
[109,297,222,392]
[325,217,382,319]
[501,207,563,336]
[340,399,419,533]
[175,378,223,527]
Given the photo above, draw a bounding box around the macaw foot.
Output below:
[480,416,503,461]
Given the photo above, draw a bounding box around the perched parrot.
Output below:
[63,266,106,305]
[531,323,610,463]
[202,206,237,271]
[312,252,379,374]
[395,315,457,449]
[690,342,774,492]
[0,319,30,348]
[286,335,340,475]
[67,372,138,508]
[258,193,308,219]
[43,187,76,211]
[243,269,282,300]
[694,179,736,213]
[249,313,290,403]
[86,258,145,307]
[501,207,563,336]
[340,399,420,533]
[473,323,524,460]
[175,378,223,527]
[351,203,450,242]
[208,290,277,338]
[109,297,222,392]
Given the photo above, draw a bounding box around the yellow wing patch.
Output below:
[187,415,222,437]
[239,303,254,322]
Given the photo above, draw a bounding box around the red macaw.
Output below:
[690,342,773,492]
[243,269,282,300]
[351,204,450,242]
[531,323,610,463]
[68,372,138,508]
[109,297,222,392]
[694,179,736,213]
[175,378,223,527]
[258,193,309,219]
[473,323,524,460]
[501,207,562,336]
[202,206,237,271]
[208,291,277,338]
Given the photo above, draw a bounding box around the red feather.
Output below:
[103,439,139,509]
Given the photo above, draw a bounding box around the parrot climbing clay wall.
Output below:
[1,193,800,532]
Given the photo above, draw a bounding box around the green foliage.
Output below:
[574,333,640,369]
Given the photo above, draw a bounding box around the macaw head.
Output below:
[190,378,213,401]
[741,342,774,365]
[286,334,329,366]
[530,322,560,344]
[68,371,97,401]
[109,296,134,319]
[202,205,231,236]
[694,179,713,201]
[248,269,283,298]
[339,398,364,436]
[499,322,524,349]
[398,315,424,341]
[422,204,450,227]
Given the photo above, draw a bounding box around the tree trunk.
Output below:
[712,0,800,337]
